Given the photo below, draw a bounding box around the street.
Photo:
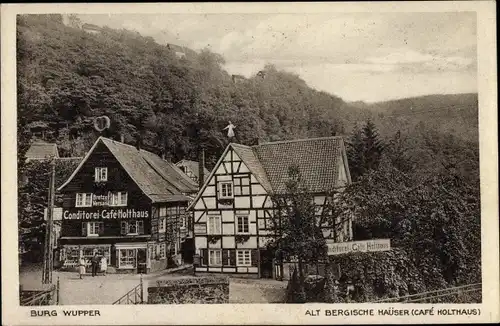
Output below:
[19,264,287,304]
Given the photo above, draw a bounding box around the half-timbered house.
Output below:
[57,136,198,273]
[189,136,353,278]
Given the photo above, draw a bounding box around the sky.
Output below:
[78,12,477,103]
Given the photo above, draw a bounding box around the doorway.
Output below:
[259,249,274,279]
[137,248,147,274]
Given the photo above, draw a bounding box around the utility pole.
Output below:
[42,158,56,284]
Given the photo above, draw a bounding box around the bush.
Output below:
[324,249,426,303]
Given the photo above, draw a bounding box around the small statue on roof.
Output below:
[223,121,236,139]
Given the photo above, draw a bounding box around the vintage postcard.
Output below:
[1,1,498,325]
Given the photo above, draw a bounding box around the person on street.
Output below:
[100,255,107,276]
[78,257,86,279]
[90,253,100,277]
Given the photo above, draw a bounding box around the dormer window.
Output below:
[95,167,108,182]
[219,181,234,199]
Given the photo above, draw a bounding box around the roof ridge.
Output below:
[254,136,345,147]
[230,142,252,149]
[31,142,57,145]
[100,137,161,157]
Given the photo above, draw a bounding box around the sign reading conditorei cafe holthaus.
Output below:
[56,136,198,274]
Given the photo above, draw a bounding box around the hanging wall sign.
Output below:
[327,239,391,256]
[194,223,207,235]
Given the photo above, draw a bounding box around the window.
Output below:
[120,220,144,235]
[119,249,136,268]
[88,222,102,236]
[180,215,186,229]
[80,246,111,265]
[62,247,80,267]
[109,191,127,206]
[94,167,108,182]
[219,181,234,199]
[209,249,222,266]
[237,216,249,234]
[207,215,221,234]
[82,222,103,237]
[237,250,251,266]
[75,193,92,207]
[159,217,166,232]
[158,243,166,259]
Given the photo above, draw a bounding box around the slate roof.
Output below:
[188,136,351,209]
[25,142,59,161]
[231,144,273,192]
[253,137,349,193]
[175,159,210,181]
[58,137,197,203]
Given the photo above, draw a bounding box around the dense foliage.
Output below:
[18,159,80,262]
[17,14,370,167]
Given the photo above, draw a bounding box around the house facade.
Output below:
[57,137,198,273]
[175,159,209,185]
[189,136,352,278]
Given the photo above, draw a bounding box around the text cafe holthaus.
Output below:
[57,137,198,273]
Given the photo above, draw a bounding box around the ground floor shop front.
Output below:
[59,238,183,274]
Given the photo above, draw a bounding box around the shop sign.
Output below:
[194,224,207,235]
[44,207,63,221]
[63,208,149,220]
[327,239,391,256]
[93,195,109,206]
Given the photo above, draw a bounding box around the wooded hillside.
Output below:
[17,14,373,167]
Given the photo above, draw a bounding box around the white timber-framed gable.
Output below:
[190,144,270,275]
[189,137,354,277]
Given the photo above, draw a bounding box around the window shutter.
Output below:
[222,249,229,266]
[229,249,236,266]
[251,249,259,267]
[94,168,98,182]
[98,222,105,235]
[138,221,144,234]
[81,223,87,236]
[120,221,127,235]
[202,249,208,266]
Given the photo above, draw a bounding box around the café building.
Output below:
[57,136,198,273]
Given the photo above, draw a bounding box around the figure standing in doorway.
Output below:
[91,252,100,277]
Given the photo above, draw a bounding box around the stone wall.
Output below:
[148,276,229,304]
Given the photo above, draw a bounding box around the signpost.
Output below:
[327,239,391,256]
[42,159,56,284]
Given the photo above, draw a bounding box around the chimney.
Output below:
[198,147,205,189]
[120,134,125,143]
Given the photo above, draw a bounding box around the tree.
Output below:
[343,156,480,289]
[267,165,328,302]
[347,120,384,181]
